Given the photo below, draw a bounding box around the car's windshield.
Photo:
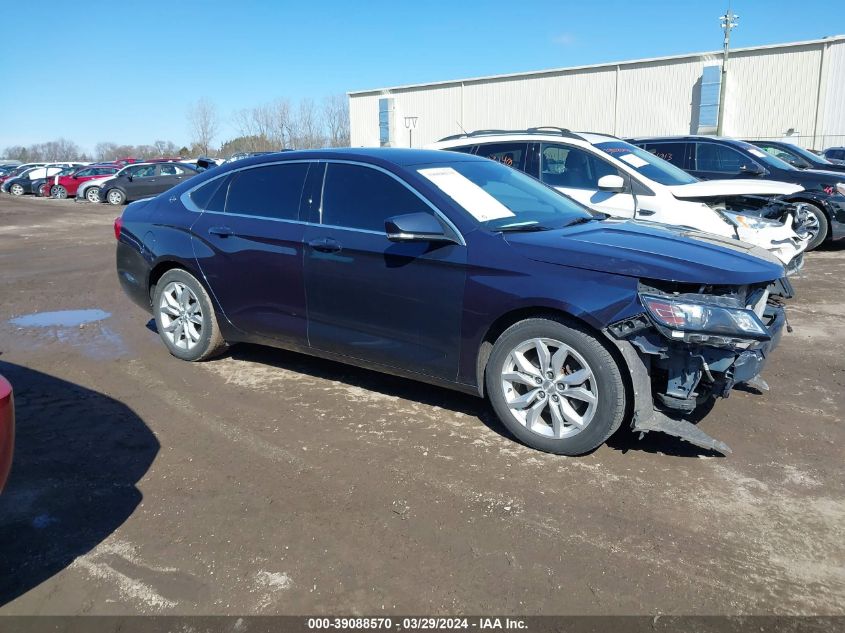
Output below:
[780,143,832,165]
[595,141,698,186]
[417,159,595,230]
[736,141,796,171]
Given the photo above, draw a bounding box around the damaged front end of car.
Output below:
[604,277,792,454]
[691,194,815,273]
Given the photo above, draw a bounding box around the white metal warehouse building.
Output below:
[349,35,845,151]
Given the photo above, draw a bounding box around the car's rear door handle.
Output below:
[208,226,234,237]
[307,237,342,253]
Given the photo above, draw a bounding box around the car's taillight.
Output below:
[114,216,123,240]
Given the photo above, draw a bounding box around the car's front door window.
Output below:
[694,143,755,174]
[321,163,432,231]
[539,144,620,189]
[539,143,635,219]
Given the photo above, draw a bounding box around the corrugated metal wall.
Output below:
[349,38,845,151]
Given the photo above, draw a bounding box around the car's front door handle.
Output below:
[208,226,234,238]
[637,209,656,216]
[307,237,342,253]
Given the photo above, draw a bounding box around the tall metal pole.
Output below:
[717,7,739,136]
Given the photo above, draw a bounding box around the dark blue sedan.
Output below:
[116,148,789,455]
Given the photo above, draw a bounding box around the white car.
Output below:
[76,174,113,203]
[428,129,812,273]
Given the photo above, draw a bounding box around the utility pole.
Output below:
[717,6,739,136]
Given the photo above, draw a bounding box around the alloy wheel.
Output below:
[158,281,204,351]
[86,187,100,203]
[10,184,23,196]
[107,190,123,205]
[500,337,598,438]
[52,185,67,199]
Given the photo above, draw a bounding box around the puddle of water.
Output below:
[10,309,111,328]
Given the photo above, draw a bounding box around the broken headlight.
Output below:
[721,211,783,230]
[640,294,771,344]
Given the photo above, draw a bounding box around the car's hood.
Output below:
[801,168,845,182]
[504,219,784,285]
[667,179,802,199]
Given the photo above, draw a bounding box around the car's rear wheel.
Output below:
[9,183,24,196]
[107,189,125,205]
[51,185,67,199]
[485,318,626,455]
[86,186,100,203]
[803,202,828,251]
[153,269,227,362]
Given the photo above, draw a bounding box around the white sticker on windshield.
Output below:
[748,148,767,158]
[618,153,649,168]
[418,167,515,221]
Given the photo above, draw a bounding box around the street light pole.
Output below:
[717,7,739,136]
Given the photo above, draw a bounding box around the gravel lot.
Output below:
[0,195,843,616]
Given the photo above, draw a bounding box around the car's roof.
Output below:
[430,130,620,148]
[229,147,489,169]
[628,135,751,146]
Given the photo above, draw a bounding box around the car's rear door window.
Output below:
[224,163,309,220]
[475,142,528,171]
[642,142,688,168]
[321,163,431,232]
[444,145,477,155]
[190,176,230,212]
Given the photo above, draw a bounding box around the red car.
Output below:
[50,164,120,198]
[0,374,13,492]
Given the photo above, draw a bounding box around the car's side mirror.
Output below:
[740,163,766,176]
[597,174,626,193]
[385,212,454,243]
[126,174,133,181]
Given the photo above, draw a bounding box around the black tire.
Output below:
[9,183,24,196]
[803,203,828,251]
[52,185,67,199]
[106,188,125,205]
[485,317,626,456]
[152,269,227,362]
[86,186,100,203]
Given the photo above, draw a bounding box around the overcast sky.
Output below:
[1,0,843,153]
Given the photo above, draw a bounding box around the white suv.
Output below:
[428,128,811,273]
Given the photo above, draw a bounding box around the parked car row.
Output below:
[1,157,221,205]
[115,144,810,457]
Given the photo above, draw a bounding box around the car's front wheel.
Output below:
[485,318,626,455]
[9,183,24,196]
[51,185,67,199]
[802,202,828,251]
[153,269,227,362]
[86,186,101,203]
[106,189,125,205]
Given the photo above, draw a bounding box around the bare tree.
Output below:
[232,106,274,151]
[322,94,350,147]
[187,98,219,156]
[269,98,294,149]
[291,98,325,149]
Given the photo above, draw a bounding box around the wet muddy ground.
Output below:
[0,195,843,616]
